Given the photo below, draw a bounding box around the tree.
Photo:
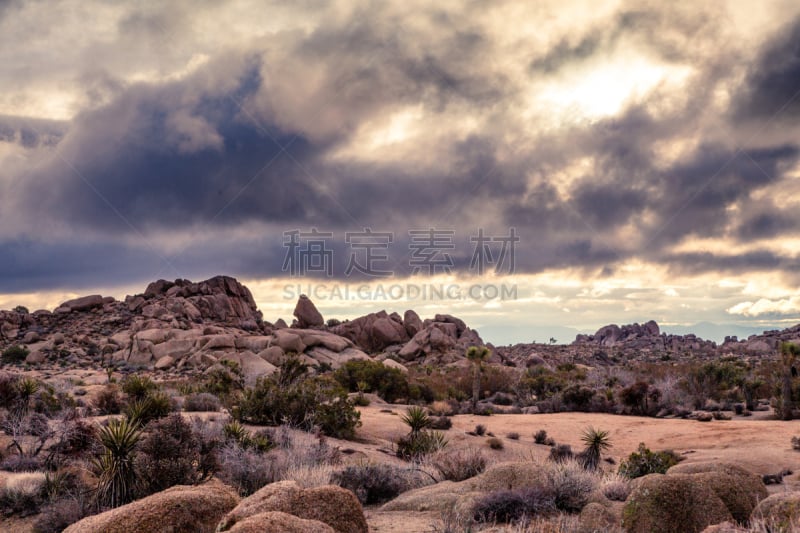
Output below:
[780,342,800,420]
[466,346,491,412]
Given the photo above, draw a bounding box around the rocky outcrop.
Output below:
[573,320,717,356]
[396,314,484,363]
[64,481,238,533]
[332,310,409,353]
[749,492,800,529]
[722,323,800,355]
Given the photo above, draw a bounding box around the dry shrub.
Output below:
[183,392,221,412]
[331,463,412,504]
[601,472,632,501]
[429,400,456,416]
[431,448,487,482]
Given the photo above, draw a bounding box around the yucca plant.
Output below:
[579,427,611,470]
[93,418,141,508]
[401,406,431,434]
[466,346,491,412]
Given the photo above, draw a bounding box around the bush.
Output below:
[429,416,453,430]
[792,436,800,451]
[94,385,122,415]
[547,461,596,513]
[183,392,221,412]
[93,418,141,509]
[396,430,448,460]
[120,375,157,401]
[334,360,409,403]
[239,375,361,439]
[474,424,487,436]
[548,444,573,463]
[332,464,411,504]
[135,414,208,496]
[507,432,520,440]
[215,443,284,496]
[534,429,549,445]
[472,486,556,523]
[601,474,632,502]
[431,448,486,481]
[618,443,681,479]
[33,497,92,533]
[223,420,274,452]
[124,390,175,426]
[0,472,46,517]
[487,437,504,450]
[199,361,244,397]
[2,345,29,364]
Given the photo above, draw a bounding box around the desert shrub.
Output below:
[546,461,596,513]
[487,437,504,450]
[334,360,409,403]
[124,390,175,426]
[1,455,43,472]
[548,444,573,463]
[0,372,20,408]
[353,394,370,406]
[47,411,97,466]
[431,448,487,481]
[120,375,157,401]
[396,430,448,460]
[618,443,681,479]
[578,427,611,471]
[32,496,92,533]
[135,414,208,496]
[183,392,221,412]
[429,400,456,416]
[93,385,122,415]
[474,424,487,436]
[429,416,453,430]
[215,442,285,496]
[507,432,520,440]
[0,472,46,517]
[534,429,549,445]
[792,436,800,451]
[601,473,631,501]
[620,381,662,416]
[2,345,29,364]
[332,463,411,504]
[238,375,360,439]
[472,486,556,523]
[562,385,596,411]
[681,360,748,408]
[223,420,274,452]
[198,361,244,397]
[492,392,514,406]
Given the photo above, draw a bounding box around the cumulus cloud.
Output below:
[727,296,800,317]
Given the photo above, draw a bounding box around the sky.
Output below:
[1,0,800,344]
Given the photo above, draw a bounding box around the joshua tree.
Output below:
[780,342,800,420]
[466,345,491,412]
[579,427,612,470]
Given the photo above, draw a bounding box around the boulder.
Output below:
[372,317,407,346]
[63,481,238,533]
[235,336,273,352]
[403,309,423,337]
[22,331,39,344]
[218,481,367,533]
[258,346,285,366]
[155,356,175,370]
[305,346,371,370]
[220,351,277,386]
[750,492,800,530]
[579,502,620,533]
[201,334,236,351]
[667,462,767,522]
[59,294,104,312]
[227,511,335,533]
[273,330,306,354]
[293,295,324,328]
[25,350,45,364]
[382,358,408,373]
[622,473,732,533]
[152,339,195,359]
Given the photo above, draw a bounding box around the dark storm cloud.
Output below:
[3,0,800,294]
[0,115,67,148]
[733,15,800,121]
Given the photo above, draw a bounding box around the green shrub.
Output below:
[2,345,29,364]
[124,390,174,426]
[618,443,681,479]
[334,360,409,402]
[93,418,141,508]
[120,375,157,401]
[396,430,448,460]
[199,361,244,397]
[238,375,361,439]
[430,416,453,430]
